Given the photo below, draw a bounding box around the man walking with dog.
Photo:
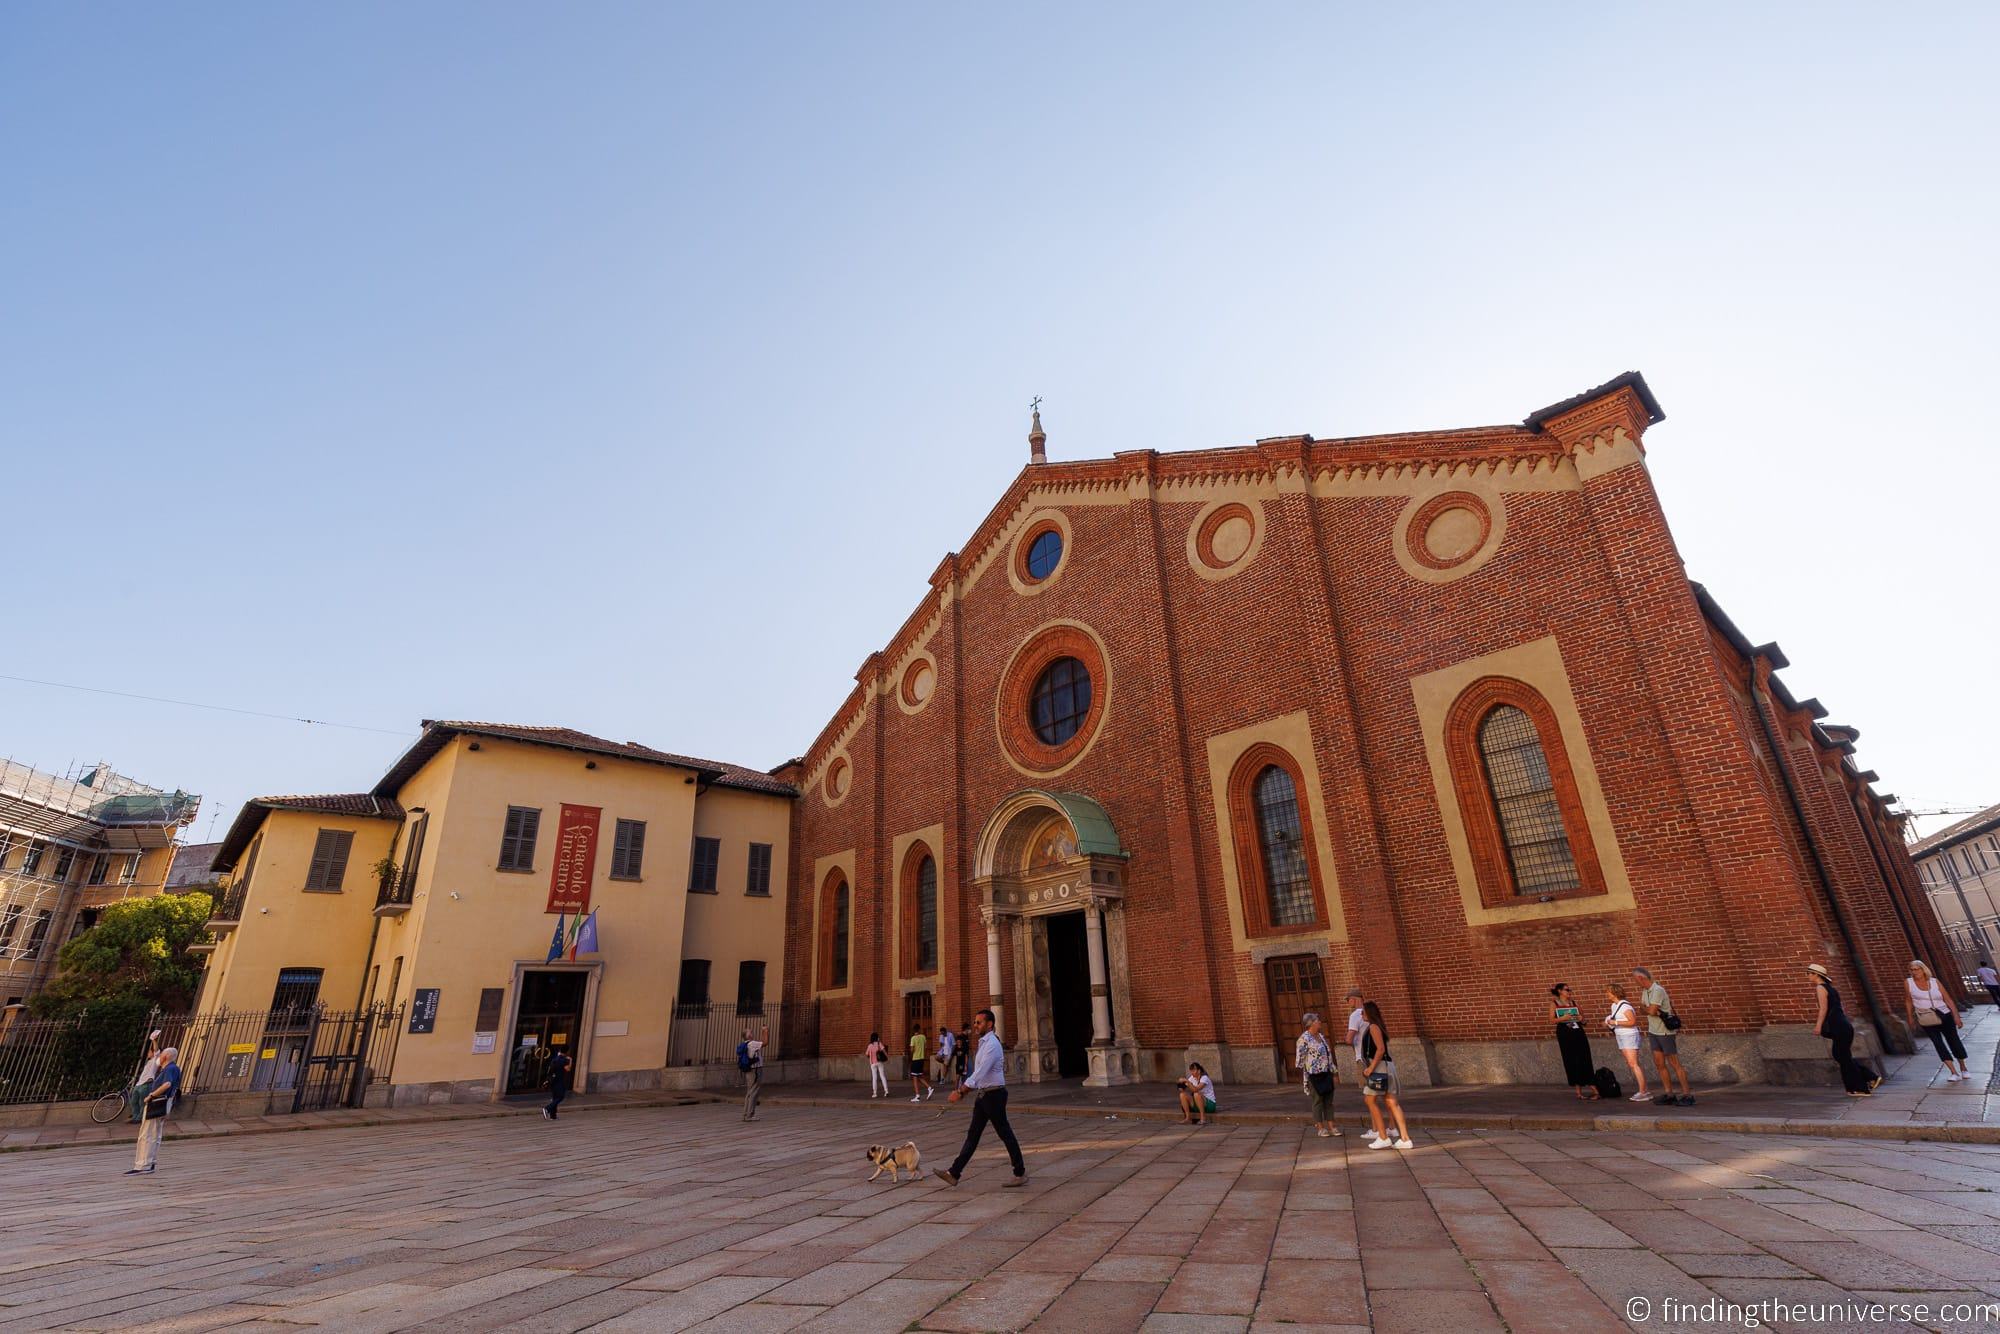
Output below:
[932,1008,1025,1189]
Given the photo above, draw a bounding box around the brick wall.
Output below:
[785,379,1942,1078]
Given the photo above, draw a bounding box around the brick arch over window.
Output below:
[898,840,939,978]
[1226,742,1332,937]
[1444,676,1606,907]
[817,868,852,992]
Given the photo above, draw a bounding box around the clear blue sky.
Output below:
[4,5,1994,843]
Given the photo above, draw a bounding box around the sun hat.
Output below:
[1805,963,1830,977]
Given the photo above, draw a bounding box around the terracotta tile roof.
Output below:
[212,794,404,872]
[373,722,797,799]
[1908,801,2000,858]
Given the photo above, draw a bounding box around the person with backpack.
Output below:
[1635,966,1693,1106]
[864,1032,889,1098]
[1604,983,1649,1101]
[541,1049,573,1120]
[738,1023,769,1121]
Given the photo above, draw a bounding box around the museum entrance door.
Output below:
[507,970,587,1095]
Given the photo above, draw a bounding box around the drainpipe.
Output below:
[1748,658,1899,1053]
[1840,783,1932,965]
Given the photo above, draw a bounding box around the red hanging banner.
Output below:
[545,804,602,915]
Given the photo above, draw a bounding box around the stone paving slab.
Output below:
[8,1101,2000,1329]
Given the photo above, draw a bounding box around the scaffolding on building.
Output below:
[0,758,201,997]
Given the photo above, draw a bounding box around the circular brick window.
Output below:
[900,656,936,710]
[1029,657,1092,745]
[1009,511,1073,595]
[1408,492,1492,571]
[1195,503,1256,571]
[997,623,1109,776]
[823,756,851,803]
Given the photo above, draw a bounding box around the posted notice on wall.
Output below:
[471,1032,496,1054]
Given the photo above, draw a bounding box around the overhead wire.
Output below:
[0,672,414,737]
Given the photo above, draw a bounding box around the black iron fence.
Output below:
[667,1000,817,1077]
[0,1001,403,1109]
[207,884,247,922]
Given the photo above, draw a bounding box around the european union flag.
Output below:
[546,913,565,963]
[574,909,599,957]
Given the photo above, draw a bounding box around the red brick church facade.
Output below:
[783,374,1951,1087]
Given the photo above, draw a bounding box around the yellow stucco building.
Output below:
[195,722,794,1103]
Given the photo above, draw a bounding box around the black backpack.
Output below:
[1592,1066,1622,1100]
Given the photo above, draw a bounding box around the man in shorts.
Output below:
[1634,966,1693,1106]
[908,1027,934,1101]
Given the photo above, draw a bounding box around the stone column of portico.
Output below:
[1084,898,1112,1044]
[981,906,1005,1041]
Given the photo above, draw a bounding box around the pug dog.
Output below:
[865,1140,923,1183]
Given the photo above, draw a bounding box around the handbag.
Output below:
[1917,1008,1943,1028]
[1365,1072,1391,1094]
[1308,1071,1335,1097]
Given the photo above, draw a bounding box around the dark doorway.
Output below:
[904,990,934,1063]
[1045,912,1091,1078]
[508,970,587,1095]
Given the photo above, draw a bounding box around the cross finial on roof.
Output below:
[1028,397,1047,464]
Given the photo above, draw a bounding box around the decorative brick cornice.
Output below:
[1532,384,1656,456]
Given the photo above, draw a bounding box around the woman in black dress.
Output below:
[1809,963,1879,1095]
[1550,983,1597,1099]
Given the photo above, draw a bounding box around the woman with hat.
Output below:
[1808,963,1879,1096]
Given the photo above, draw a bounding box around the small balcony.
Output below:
[186,933,217,955]
[206,885,248,933]
[374,876,414,918]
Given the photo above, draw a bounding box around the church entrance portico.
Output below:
[972,789,1138,1086]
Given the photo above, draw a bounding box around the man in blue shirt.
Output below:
[127,1047,180,1175]
[932,1009,1026,1188]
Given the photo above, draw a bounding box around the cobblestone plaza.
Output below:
[8,1099,2000,1332]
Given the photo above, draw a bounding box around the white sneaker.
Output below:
[1395,1138,1414,1149]
[1368,1138,1395,1150]
[925,1087,935,1100]
[1362,1129,1380,1141]
[910,1096,921,1102]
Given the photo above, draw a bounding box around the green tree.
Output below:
[29,890,213,1019]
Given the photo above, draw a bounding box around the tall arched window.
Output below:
[1226,742,1329,937]
[1477,705,1581,895]
[818,870,852,991]
[831,884,850,988]
[1444,676,1604,907]
[915,855,938,973]
[1253,766,1315,927]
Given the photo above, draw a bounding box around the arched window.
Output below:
[1253,766,1315,927]
[1444,677,1605,907]
[916,856,938,973]
[818,870,852,991]
[831,884,850,988]
[1226,743,1329,936]
[1476,705,1581,895]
